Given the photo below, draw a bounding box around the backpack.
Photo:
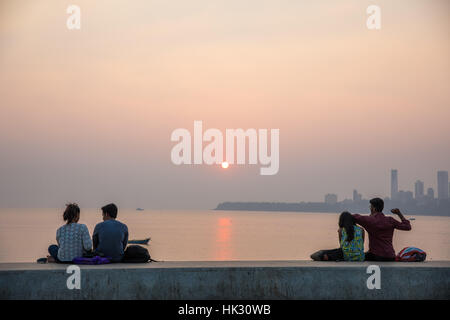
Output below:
[123,245,155,263]
[395,247,427,262]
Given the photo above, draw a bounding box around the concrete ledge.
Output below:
[0,261,449,300]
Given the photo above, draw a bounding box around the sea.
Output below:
[0,209,449,262]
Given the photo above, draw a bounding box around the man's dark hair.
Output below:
[370,198,384,212]
[63,203,80,224]
[102,203,118,219]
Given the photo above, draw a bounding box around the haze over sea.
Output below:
[0,209,449,263]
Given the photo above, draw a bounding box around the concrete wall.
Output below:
[0,261,449,300]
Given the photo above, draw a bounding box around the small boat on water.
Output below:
[128,238,151,245]
[409,218,416,221]
[136,208,144,211]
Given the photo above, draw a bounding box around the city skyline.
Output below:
[324,169,449,204]
[218,168,450,216]
[390,169,449,202]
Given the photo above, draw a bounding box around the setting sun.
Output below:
[221,162,229,169]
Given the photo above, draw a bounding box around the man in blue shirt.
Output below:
[93,203,128,262]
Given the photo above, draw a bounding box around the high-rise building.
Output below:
[427,187,434,199]
[437,171,449,200]
[391,169,398,200]
[397,190,413,203]
[353,189,362,202]
[325,194,338,205]
[414,180,424,199]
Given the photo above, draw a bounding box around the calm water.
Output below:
[0,209,449,262]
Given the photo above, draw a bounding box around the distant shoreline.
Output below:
[214,201,450,217]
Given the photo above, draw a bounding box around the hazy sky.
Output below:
[0,0,449,209]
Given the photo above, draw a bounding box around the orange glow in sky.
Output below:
[0,0,448,208]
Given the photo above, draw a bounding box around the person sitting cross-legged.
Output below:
[47,203,92,263]
[92,203,129,263]
[353,198,411,261]
[310,211,365,262]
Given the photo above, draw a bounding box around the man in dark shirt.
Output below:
[353,198,411,261]
[93,203,128,262]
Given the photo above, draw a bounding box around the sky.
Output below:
[0,0,449,209]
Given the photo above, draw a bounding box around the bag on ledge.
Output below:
[72,256,112,265]
[395,247,426,262]
[123,245,156,263]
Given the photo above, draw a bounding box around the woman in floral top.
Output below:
[310,211,365,261]
[338,211,365,261]
[47,203,92,263]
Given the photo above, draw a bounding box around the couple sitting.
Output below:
[47,203,128,263]
[311,198,412,262]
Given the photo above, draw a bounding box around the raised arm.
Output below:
[352,214,370,230]
[390,208,412,231]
